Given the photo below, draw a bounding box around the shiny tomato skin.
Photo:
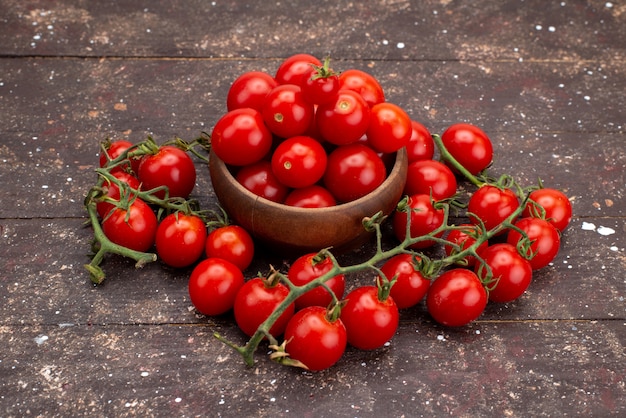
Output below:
[99,140,140,173]
[523,188,573,232]
[406,121,435,163]
[338,69,385,107]
[323,143,386,202]
[227,71,278,112]
[404,159,458,201]
[426,269,487,327]
[441,123,493,175]
[376,254,430,309]
[262,84,314,138]
[96,171,141,219]
[288,253,345,310]
[506,217,561,270]
[233,278,295,337]
[101,198,157,253]
[366,102,412,154]
[443,224,488,267]
[301,68,340,105]
[188,258,245,316]
[138,146,196,199]
[476,243,532,303]
[341,286,399,350]
[235,160,289,203]
[284,185,337,208]
[468,185,520,233]
[275,54,322,86]
[205,225,255,272]
[156,213,207,268]
[393,194,445,249]
[284,306,347,371]
[316,89,371,145]
[211,108,273,166]
[270,136,327,188]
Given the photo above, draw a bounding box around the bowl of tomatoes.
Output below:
[209,147,408,256]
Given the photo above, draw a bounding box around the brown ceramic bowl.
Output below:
[209,148,408,256]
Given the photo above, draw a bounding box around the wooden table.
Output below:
[1,1,624,416]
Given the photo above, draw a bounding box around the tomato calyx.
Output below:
[309,56,337,80]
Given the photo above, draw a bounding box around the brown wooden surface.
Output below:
[1,1,624,416]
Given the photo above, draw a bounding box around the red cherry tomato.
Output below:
[235,160,289,203]
[156,213,207,268]
[96,171,141,219]
[137,146,196,199]
[376,254,430,309]
[205,225,255,272]
[101,198,157,253]
[404,159,458,201]
[441,123,493,175]
[284,185,336,208]
[338,69,385,107]
[284,306,347,371]
[271,136,327,188]
[287,253,345,310]
[426,269,487,327]
[211,108,273,166]
[233,278,295,337]
[301,61,340,105]
[226,71,278,112]
[406,121,435,163]
[443,224,488,267]
[188,258,245,316]
[468,185,520,233]
[523,188,573,232]
[393,194,445,249]
[99,140,140,173]
[261,84,314,138]
[366,102,412,154]
[475,243,533,303]
[341,285,399,350]
[323,143,386,202]
[275,54,322,86]
[507,217,561,270]
[316,89,371,145]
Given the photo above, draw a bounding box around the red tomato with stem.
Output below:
[233,278,295,337]
[376,254,430,310]
[205,225,255,272]
[96,171,141,219]
[468,185,520,233]
[506,217,561,270]
[188,258,245,316]
[284,185,336,208]
[338,69,385,107]
[262,84,314,138]
[271,136,327,188]
[441,123,493,175]
[284,306,347,371]
[235,160,289,203]
[393,194,445,249]
[404,159,457,201]
[287,252,345,310]
[226,71,278,112]
[99,140,140,173]
[316,89,371,145]
[138,146,196,199]
[156,213,207,268]
[341,285,399,350]
[523,188,573,232]
[426,269,487,327]
[211,108,273,166]
[475,243,533,303]
[323,143,386,202]
[406,121,435,163]
[366,102,412,154]
[101,198,157,252]
[275,54,322,86]
[443,224,488,267]
[301,59,340,105]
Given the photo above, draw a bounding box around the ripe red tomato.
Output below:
[284,185,336,208]
[96,171,141,219]
[426,269,487,327]
[393,194,445,249]
[301,69,340,106]
[316,89,371,145]
[211,108,273,166]
[468,185,520,233]
[156,213,207,268]
[506,217,561,270]
[406,121,435,163]
[205,225,255,272]
[261,84,314,138]
[275,54,322,86]
[441,123,493,175]
[443,224,488,267]
[404,159,458,201]
[475,243,532,303]
[270,136,327,188]
[188,258,245,316]
[366,102,412,154]
[227,71,278,112]
[99,139,142,174]
[376,254,430,309]
[323,143,386,202]
[101,198,157,252]
[235,160,289,203]
[284,306,347,371]
[338,69,385,107]
[287,253,345,310]
[137,146,196,199]
[341,285,399,350]
[233,278,295,337]
[523,188,573,232]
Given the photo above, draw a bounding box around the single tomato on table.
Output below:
[475,243,532,303]
[156,212,207,268]
[101,198,157,253]
[426,269,487,327]
[404,159,457,201]
[506,217,561,270]
[523,188,573,232]
[441,123,493,175]
[188,258,245,316]
[205,224,255,272]
[138,145,196,199]
[287,252,345,310]
[468,185,519,233]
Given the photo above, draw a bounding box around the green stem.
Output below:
[432,134,484,187]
